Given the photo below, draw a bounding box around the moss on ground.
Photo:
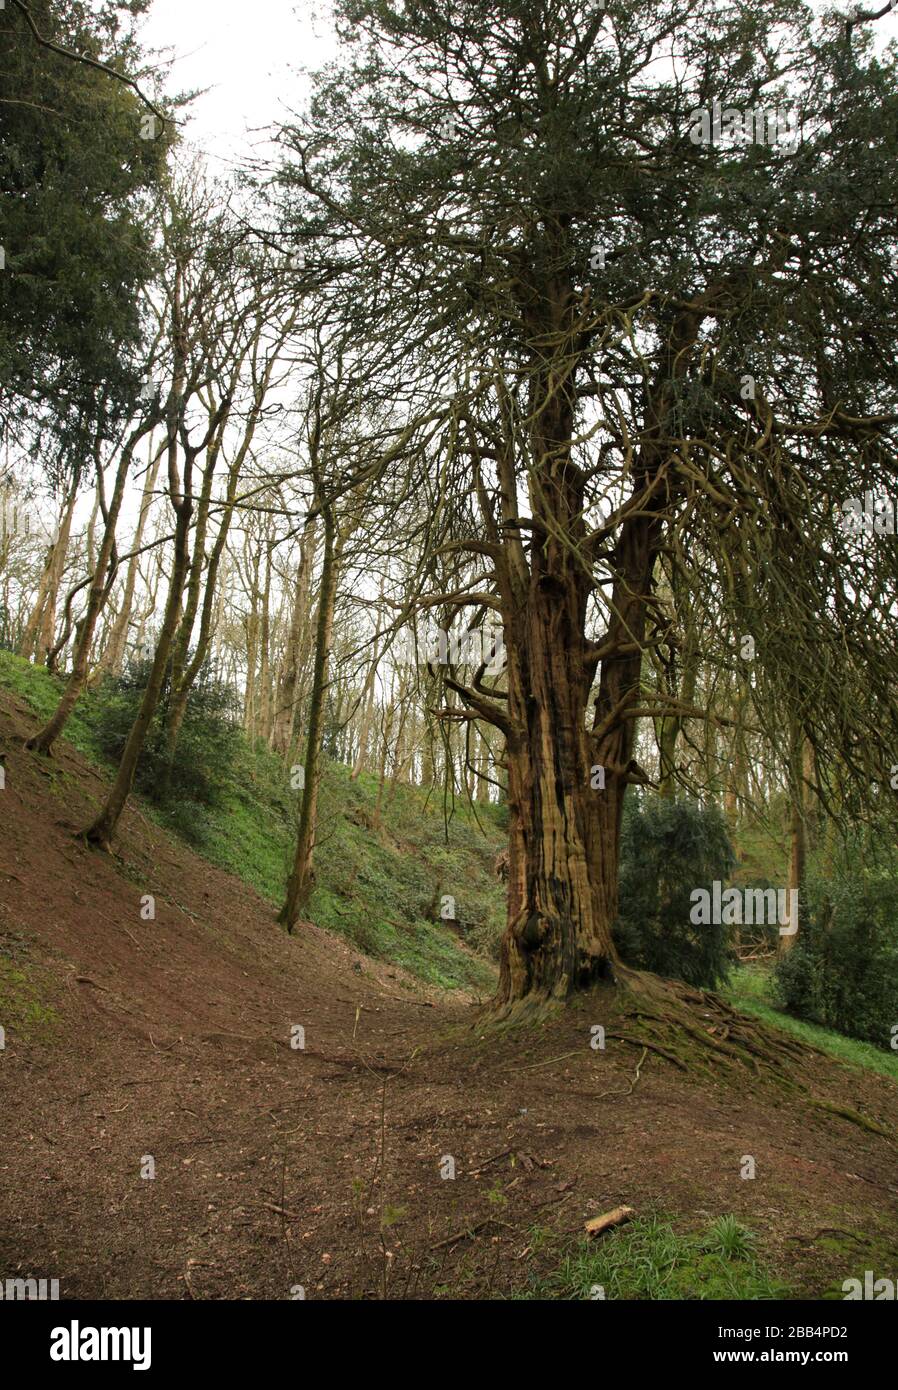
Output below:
[0,956,59,1045]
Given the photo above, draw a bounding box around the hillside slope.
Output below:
[0,649,506,992]
[2,689,898,1299]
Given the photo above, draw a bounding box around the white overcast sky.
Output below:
[140,0,338,168]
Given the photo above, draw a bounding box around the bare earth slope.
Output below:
[1,689,897,1299]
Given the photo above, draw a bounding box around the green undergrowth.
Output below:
[817,1227,898,1299]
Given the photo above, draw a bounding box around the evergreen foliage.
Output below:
[775,843,898,1049]
[614,794,735,989]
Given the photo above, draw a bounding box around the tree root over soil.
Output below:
[805,1097,892,1139]
[612,968,818,1087]
[480,967,819,1090]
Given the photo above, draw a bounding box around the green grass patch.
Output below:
[0,649,105,762]
[817,1229,898,1299]
[513,1214,787,1300]
[726,965,898,1083]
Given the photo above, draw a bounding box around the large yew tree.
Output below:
[277,0,898,1004]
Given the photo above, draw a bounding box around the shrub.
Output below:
[613,794,736,989]
[774,850,898,1049]
[89,656,243,840]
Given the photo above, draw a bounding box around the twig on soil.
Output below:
[430,1216,501,1251]
[787,1228,870,1245]
[497,1050,582,1073]
[469,1148,514,1175]
[262,1191,301,1241]
[585,1204,635,1238]
[594,1046,648,1100]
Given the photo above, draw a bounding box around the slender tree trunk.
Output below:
[83,499,191,849]
[350,611,383,781]
[657,716,679,799]
[780,735,812,956]
[84,490,100,576]
[350,672,378,781]
[386,676,413,807]
[373,702,392,830]
[99,441,162,677]
[19,476,79,665]
[421,718,437,787]
[781,793,805,957]
[27,433,142,753]
[160,453,228,780]
[243,546,261,739]
[257,544,273,741]
[279,513,341,930]
[271,520,317,757]
[132,546,162,661]
[724,692,748,842]
[476,727,491,802]
[495,740,508,804]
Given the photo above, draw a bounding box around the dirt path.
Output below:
[2,690,897,1299]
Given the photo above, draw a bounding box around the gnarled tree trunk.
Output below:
[495,295,702,1005]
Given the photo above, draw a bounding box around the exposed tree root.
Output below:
[806,1097,892,1139]
[608,1030,688,1071]
[477,994,561,1032]
[478,966,821,1092]
[613,967,818,1086]
[594,1046,648,1100]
